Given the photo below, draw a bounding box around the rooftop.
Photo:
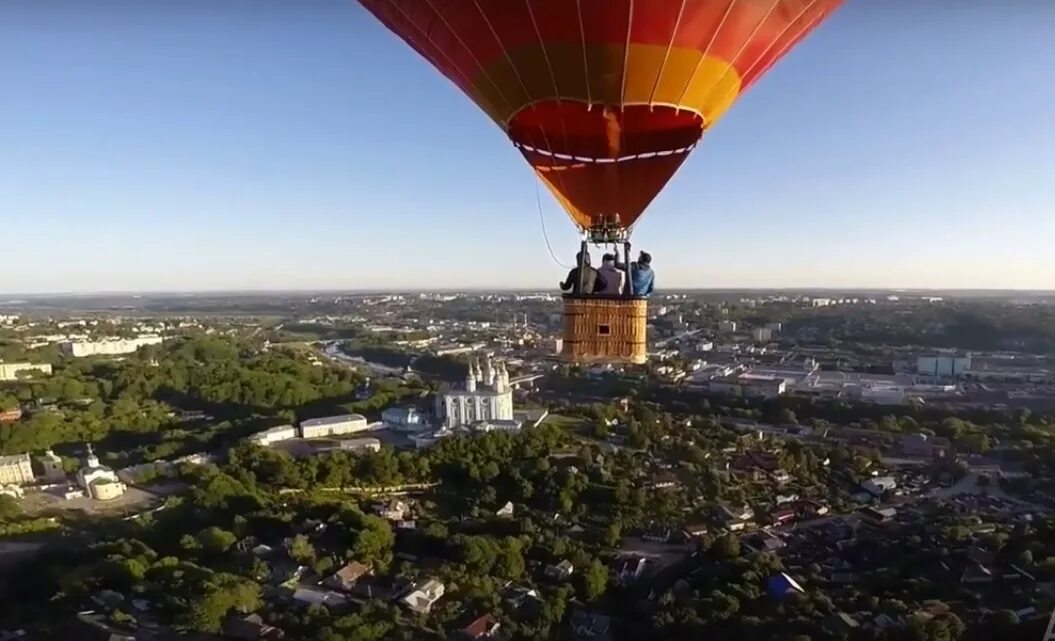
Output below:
[300,414,366,428]
[0,453,30,465]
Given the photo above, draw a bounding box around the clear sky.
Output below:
[1,0,1053,294]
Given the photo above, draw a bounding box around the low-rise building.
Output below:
[299,414,369,439]
[223,613,285,641]
[901,433,951,459]
[459,613,501,640]
[61,335,164,357]
[861,506,897,524]
[34,450,66,483]
[0,484,24,499]
[546,559,575,580]
[248,424,298,446]
[862,476,897,497]
[325,562,372,592]
[401,579,445,614]
[77,444,127,501]
[335,437,381,453]
[740,375,786,399]
[0,362,53,381]
[0,453,33,485]
[381,407,423,432]
[292,588,347,608]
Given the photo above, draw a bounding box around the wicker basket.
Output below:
[561,296,648,365]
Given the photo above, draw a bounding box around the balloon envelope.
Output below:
[358,0,843,230]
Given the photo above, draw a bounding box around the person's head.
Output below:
[602,253,615,265]
[576,251,591,266]
[638,251,652,266]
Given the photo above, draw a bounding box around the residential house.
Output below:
[325,562,372,592]
[401,579,445,615]
[375,499,409,521]
[458,614,500,640]
[545,560,575,580]
[496,501,515,518]
[862,476,898,497]
[861,506,897,524]
[744,533,786,553]
[682,523,709,539]
[223,614,285,641]
[823,613,860,636]
[291,588,347,609]
[503,587,542,618]
[568,609,612,641]
[717,504,755,532]
[648,472,680,490]
[615,556,649,585]
[771,469,792,485]
[769,509,797,527]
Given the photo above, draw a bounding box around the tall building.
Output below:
[61,335,164,358]
[0,362,53,381]
[437,357,514,429]
[0,453,34,485]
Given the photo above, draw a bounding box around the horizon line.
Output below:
[3,286,1055,299]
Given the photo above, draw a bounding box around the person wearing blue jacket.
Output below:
[616,251,655,297]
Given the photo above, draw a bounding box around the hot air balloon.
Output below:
[357,0,843,364]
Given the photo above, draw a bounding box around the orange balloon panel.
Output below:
[359,0,844,230]
[521,141,694,230]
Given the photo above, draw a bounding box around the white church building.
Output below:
[437,358,515,429]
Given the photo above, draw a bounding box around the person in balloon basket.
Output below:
[597,253,627,296]
[624,251,655,297]
[560,251,606,295]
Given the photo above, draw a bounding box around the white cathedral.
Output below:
[438,357,515,429]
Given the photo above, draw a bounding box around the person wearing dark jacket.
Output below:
[560,251,606,295]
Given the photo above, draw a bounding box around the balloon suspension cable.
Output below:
[535,176,574,269]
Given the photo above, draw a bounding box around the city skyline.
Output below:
[2,0,1053,293]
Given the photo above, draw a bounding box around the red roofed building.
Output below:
[460,614,500,640]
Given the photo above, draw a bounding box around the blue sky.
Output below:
[1,0,1053,293]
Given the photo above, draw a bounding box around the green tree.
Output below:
[197,526,238,554]
[289,534,315,564]
[580,559,608,601]
[712,533,741,559]
[0,495,23,521]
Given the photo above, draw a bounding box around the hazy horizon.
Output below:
[4,285,1055,300]
[3,1,1053,293]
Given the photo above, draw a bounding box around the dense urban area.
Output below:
[2,290,1055,641]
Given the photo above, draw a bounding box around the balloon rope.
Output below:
[535,177,574,269]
